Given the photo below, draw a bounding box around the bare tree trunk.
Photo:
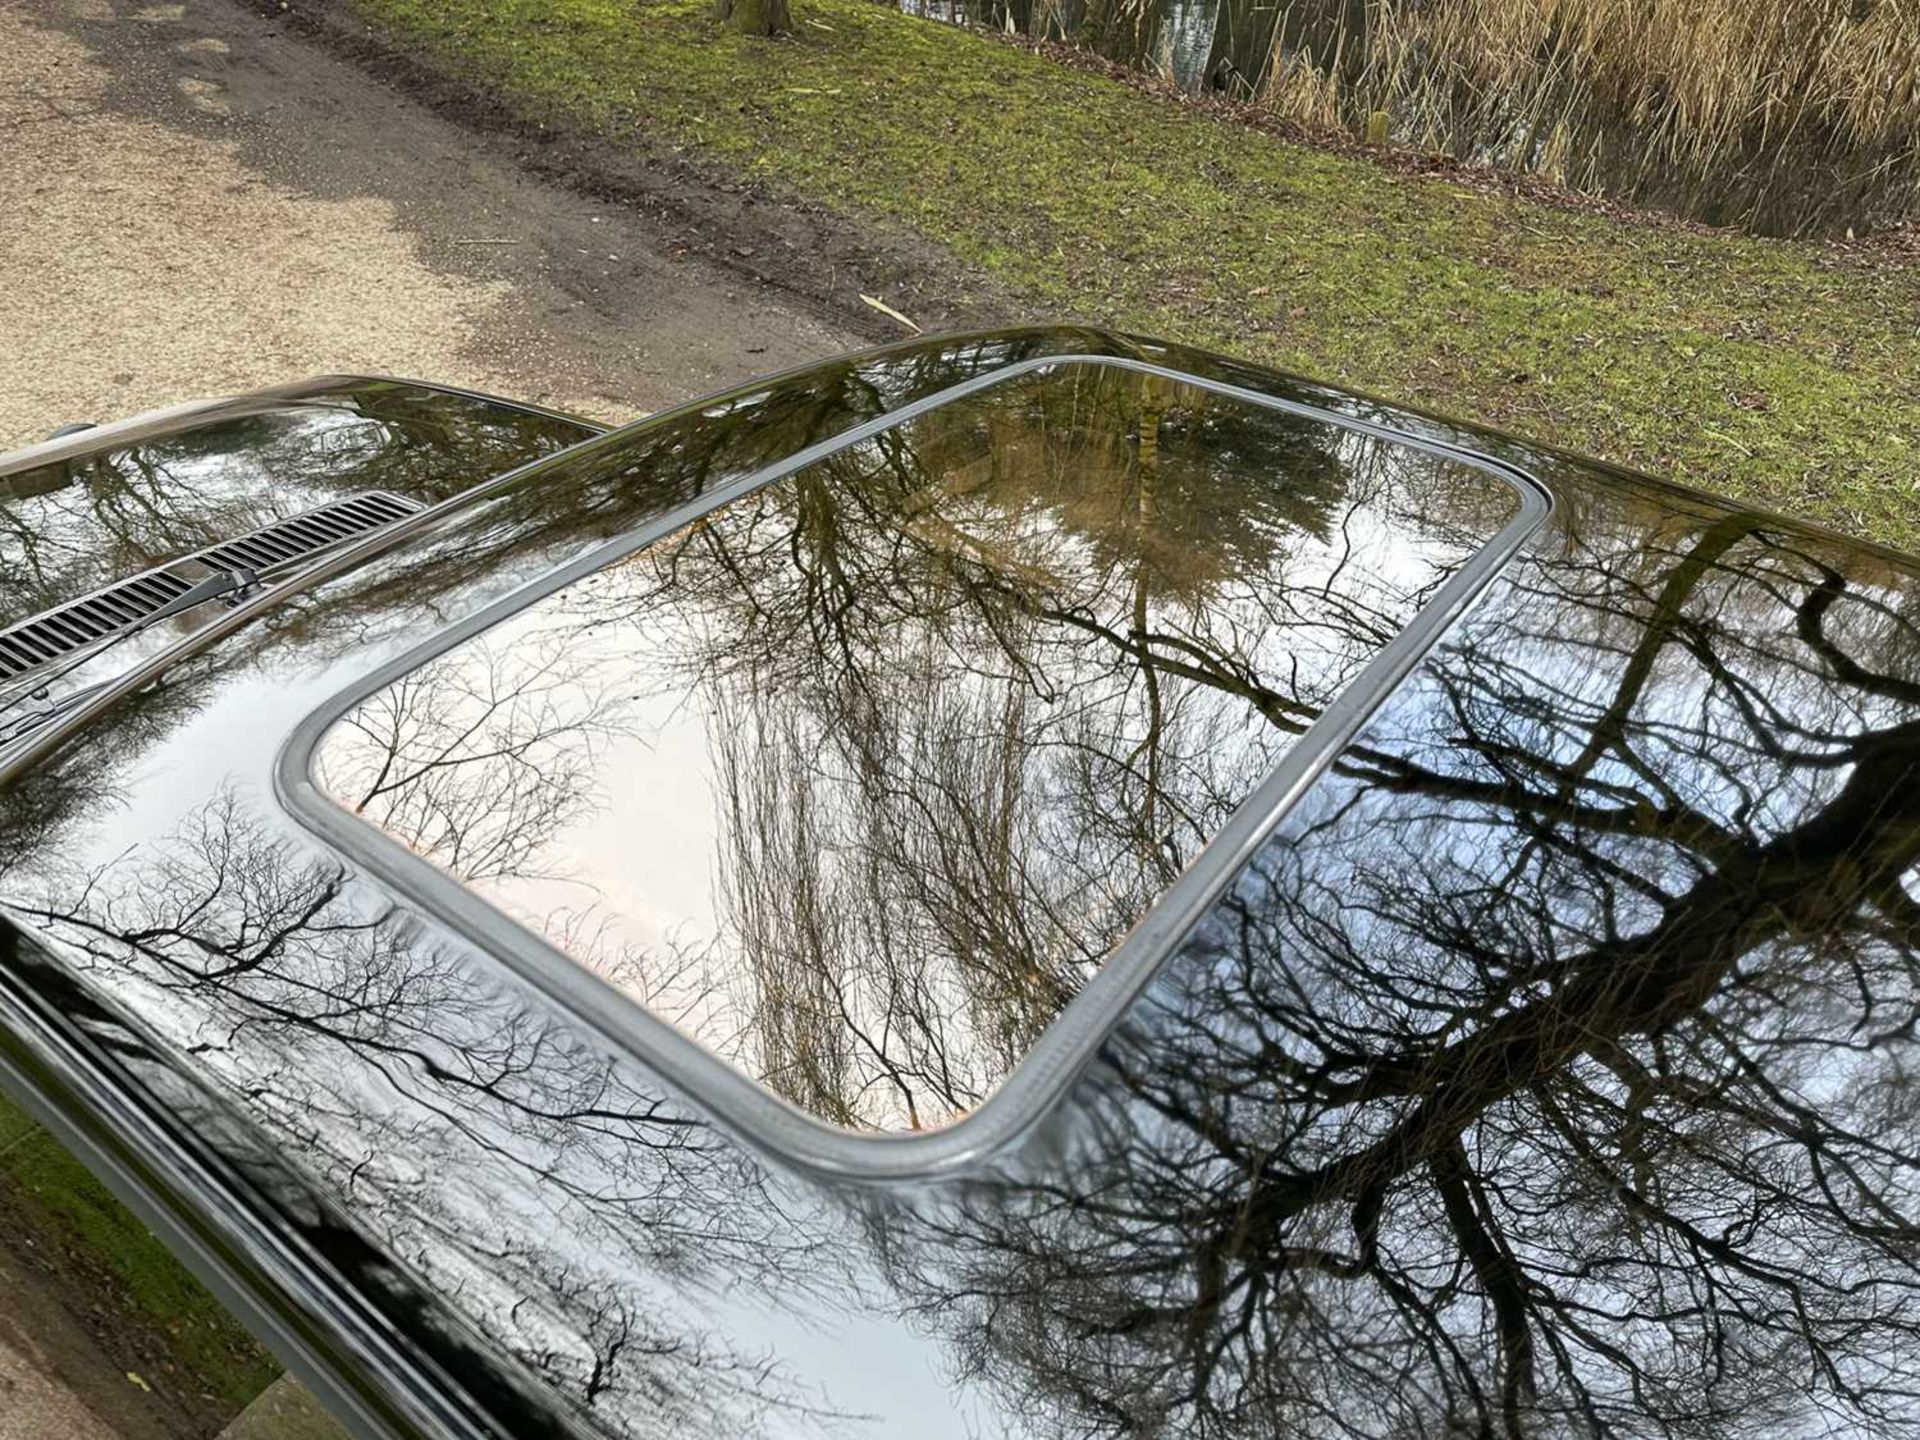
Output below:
[714,0,792,36]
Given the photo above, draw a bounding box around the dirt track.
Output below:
[0,0,862,452]
[0,1239,188,1440]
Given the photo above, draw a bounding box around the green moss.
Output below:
[0,1090,279,1412]
[353,0,1919,545]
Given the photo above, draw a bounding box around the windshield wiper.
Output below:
[0,565,257,731]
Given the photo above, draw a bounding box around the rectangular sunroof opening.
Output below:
[309,361,1523,1132]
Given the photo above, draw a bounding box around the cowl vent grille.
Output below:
[199,491,419,574]
[0,489,423,683]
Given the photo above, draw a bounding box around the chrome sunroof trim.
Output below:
[275,355,1553,1181]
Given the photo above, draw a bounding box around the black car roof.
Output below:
[4,328,1919,1440]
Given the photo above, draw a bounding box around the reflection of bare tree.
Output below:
[320,627,630,885]
[5,786,857,1437]
[0,387,584,617]
[693,367,1497,1128]
[318,362,1507,1130]
[311,613,744,1036]
[869,510,1920,1437]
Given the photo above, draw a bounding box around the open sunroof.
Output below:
[306,360,1532,1134]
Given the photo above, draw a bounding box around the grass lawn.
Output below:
[349,0,1919,546]
[0,1088,279,1413]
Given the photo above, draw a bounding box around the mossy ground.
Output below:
[351,0,1919,545]
[0,1089,279,1413]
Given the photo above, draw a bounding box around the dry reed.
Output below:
[1256,0,1920,234]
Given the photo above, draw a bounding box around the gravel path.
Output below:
[0,0,857,452]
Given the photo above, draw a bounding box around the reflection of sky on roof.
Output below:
[314,363,1516,1131]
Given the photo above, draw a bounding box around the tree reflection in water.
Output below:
[313,362,1515,1130]
[872,505,1920,1437]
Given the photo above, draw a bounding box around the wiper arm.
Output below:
[0,565,257,728]
[140,567,256,623]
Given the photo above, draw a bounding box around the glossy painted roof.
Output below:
[0,379,594,746]
[0,377,593,616]
[4,329,1920,1440]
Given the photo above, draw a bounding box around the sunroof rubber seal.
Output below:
[275,355,1553,1182]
